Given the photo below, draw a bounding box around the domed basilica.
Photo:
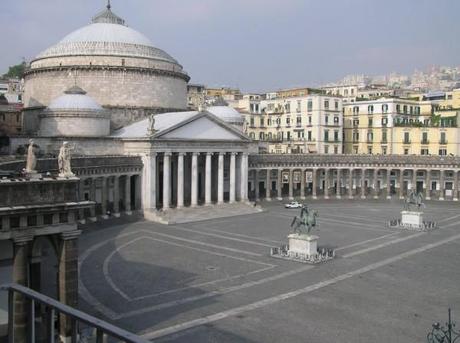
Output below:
[23,2,190,131]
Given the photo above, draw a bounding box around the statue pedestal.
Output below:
[270,233,334,264]
[401,211,423,228]
[26,172,41,179]
[288,234,318,256]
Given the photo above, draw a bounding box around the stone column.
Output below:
[177,153,185,208]
[266,169,272,201]
[125,175,132,215]
[412,169,417,191]
[78,178,86,224]
[217,153,224,204]
[191,153,199,207]
[373,169,379,199]
[288,169,294,200]
[425,169,431,200]
[348,169,353,199]
[113,176,120,217]
[439,169,445,201]
[163,153,171,209]
[89,178,97,221]
[312,169,318,199]
[101,176,108,219]
[300,169,306,200]
[205,152,212,205]
[324,169,329,199]
[240,153,248,202]
[253,170,260,201]
[336,169,341,199]
[386,169,391,199]
[12,237,31,343]
[277,169,283,200]
[58,230,81,340]
[454,171,459,201]
[142,153,157,211]
[399,169,404,199]
[230,153,236,203]
[361,169,366,199]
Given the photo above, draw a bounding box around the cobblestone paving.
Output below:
[79,199,460,343]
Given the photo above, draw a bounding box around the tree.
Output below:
[2,62,26,79]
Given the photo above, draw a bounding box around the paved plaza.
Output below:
[78,200,460,342]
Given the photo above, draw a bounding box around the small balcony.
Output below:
[403,140,411,145]
[440,140,448,145]
[421,139,429,145]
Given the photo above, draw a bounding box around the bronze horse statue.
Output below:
[404,189,425,211]
[291,205,318,235]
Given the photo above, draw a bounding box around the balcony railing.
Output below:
[403,140,411,144]
[421,140,430,145]
[440,140,448,145]
[1,283,149,343]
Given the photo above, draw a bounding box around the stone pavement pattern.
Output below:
[78,199,460,343]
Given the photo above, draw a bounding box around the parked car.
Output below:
[285,201,302,209]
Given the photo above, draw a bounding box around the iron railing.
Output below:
[1,283,149,343]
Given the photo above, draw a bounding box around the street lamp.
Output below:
[427,309,460,343]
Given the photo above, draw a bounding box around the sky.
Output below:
[2,0,459,92]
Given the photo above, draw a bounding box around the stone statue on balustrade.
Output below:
[147,113,156,136]
[25,139,37,174]
[58,142,75,177]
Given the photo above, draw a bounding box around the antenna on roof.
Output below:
[107,0,111,10]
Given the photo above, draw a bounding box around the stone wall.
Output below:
[39,112,110,137]
[24,68,188,110]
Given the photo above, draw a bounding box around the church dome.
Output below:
[47,86,103,111]
[207,106,244,126]
[35,6,177,63]
[40,86,110,137]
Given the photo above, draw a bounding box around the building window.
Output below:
[382,146,387,155]
[404,148,409,155]
[403,105,408,114]
[324,100,329,109]
[335,101,339,110]
[382,117,388,126]
[422,132,428,144]
[353,131,359,142]
[260,118,264,126]
[268,118,272,126]
[286,117,291,125]
[368,146,373,154]
[324,130,329,142]
[404,132,410,144]
[325,116,329,124]
[307,100,313,111]
[353,106,359,114]
[308,116,312,125]
[421,148,429,155]
[307,131,312,141]
[439,149,447,156]
[368,118,373,127]
[287,131,291,140]
[334,116,339,124]
[250,118,254,127]
[382,104,388,113]
[396,104,401,113]
[259,132,264,140]
[334,146,338,154]
[121,58,126,66]
[382,131,387,143]
[440,132,447,144]
[325,146,329,154]
[353,119,359,127]
[296,116,302,125]
[367,131,373,142]
[334,131,339,142]
[368,105,374,114]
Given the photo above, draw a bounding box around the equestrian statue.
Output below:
[290,205,318,235]
[404,189,425,211]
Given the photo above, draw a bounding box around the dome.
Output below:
[47,86,103,111]
[207,106,244,125]
[35,7,177,64]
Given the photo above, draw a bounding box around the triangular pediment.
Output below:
[155,113,248,141]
